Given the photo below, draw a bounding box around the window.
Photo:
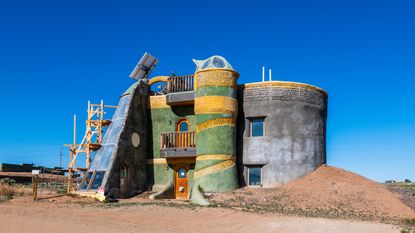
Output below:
[250,118,264,137]
[178,168,187,178]
[120,165,128,178]
[248,166,262,186]
[90,171,105,190]
[177,119,189,132]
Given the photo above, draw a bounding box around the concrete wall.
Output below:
[237,81,328,187]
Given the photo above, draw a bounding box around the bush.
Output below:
[0,177,16,185]
[0,178,16,201]
[405,218,415,225]
[405,179,412,183]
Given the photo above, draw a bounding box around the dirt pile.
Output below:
[210,165,415,222]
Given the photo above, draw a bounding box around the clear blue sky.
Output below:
[0,0,414,182]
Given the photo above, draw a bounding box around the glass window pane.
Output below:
[248,167,261,186]
[179,122,188,132]
[120,166,127,178]
[80,172,93,190]
[251,119,264,137]
[79,171,106,190]
[90,171,105,190]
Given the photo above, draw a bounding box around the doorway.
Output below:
[176,119,190,148]
[120,164,128,195]
[174,164,188,199]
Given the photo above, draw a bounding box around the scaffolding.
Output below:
[66,100,116,193]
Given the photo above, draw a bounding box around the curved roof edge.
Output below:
[239,81,328,96]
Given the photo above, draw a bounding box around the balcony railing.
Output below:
[167,75,194,93]
[160,131,196,149]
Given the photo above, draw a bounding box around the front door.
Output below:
[175,165,188,199]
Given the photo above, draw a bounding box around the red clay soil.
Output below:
[210,165,415,223]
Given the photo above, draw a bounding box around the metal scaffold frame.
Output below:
[66,100,116,193]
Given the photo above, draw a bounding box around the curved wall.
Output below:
[237,81,328,187]
[193,68,240,194]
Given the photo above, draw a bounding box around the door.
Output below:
[175,165,188,199]
[120,164,128,195]
[176,119,189,148]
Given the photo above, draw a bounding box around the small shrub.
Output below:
[0,178,16,201]
[405,218,415,225]
[405,179,412,183]
[0,178,16,185]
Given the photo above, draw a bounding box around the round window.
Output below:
[131,132,140,148]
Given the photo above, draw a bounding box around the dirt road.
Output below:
[0,196,400,233]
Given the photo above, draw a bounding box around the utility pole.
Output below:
[59,145,62,168]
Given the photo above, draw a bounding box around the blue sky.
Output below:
[0,0,414,182]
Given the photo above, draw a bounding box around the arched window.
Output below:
[176,119,189,132]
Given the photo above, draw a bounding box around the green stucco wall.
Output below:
[147,104,195,190]
[192,69,240,199]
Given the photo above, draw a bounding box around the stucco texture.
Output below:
[237,81,328,187]
[192,69,239,202]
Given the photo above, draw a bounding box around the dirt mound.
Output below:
[210,165,415,222]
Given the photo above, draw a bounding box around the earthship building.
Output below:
[68,55,328,205]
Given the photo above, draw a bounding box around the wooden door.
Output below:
[120,164,128,195]
[175,165,188,199]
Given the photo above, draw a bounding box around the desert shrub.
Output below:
[405,179,412,183]
[0,177,16,185]
[0,178,16,200]
[405,219,415,225]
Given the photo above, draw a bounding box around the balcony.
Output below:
[166,75,195,106]
[160,131,196,158]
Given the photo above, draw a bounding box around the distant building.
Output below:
[0,163,63,175]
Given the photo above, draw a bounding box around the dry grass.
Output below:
[0,178,16,201]
[0,178,32,201]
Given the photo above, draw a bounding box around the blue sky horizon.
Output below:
[0,0,414,182]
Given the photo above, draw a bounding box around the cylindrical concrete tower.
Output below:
[192,66,240,201]
[237,81,328,187]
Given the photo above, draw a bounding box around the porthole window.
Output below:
[131,132,140,148]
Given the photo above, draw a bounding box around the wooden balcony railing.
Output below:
[167,75,194,93]
[160,131,196,149]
